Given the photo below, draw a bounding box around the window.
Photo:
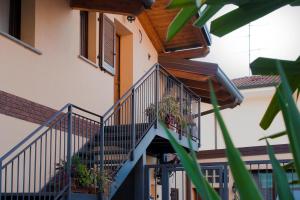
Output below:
[80,11,88,58]
[250,170,300,200]
[0,0,36,47]
[0,0,21,38]
[9,0,21,39]
[99,14,116,75]
[79,12,116,75]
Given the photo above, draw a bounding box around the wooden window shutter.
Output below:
[99,14,116,74]
[80,11,88,58]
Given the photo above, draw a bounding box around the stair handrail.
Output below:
[102,63,200,119]
[158,64,201,100]
[101,62,202,199]
[102,64,158,118]
[0,104,102,163]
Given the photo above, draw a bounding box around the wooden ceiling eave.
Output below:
[177,78,224,91]
[138,0,209,58]
[158,57,241,106]
[70,0,147,15]
[138,12,165,53]
[165,68,232,101]
[159,47,210,59]
[201,96,234,105]
[165,68,210,82]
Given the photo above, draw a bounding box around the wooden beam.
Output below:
[191,88,230,99]
[186,84,222,93]
[159,56,218,76]
[138,12,165,53]
[200,96,233,105]
[70,0,146,15]
[159,47,209,59]
[166,68,210,82]
[178,78,223,90]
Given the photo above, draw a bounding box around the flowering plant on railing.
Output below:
[145,95,198,136]
[158,95,183,132]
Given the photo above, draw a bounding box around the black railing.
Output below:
[158,66,201,142]
[145,160,295,200]
[0,63,202,200]
[145,163,228,200]
[100,64,201,198]
[0,104,102,199]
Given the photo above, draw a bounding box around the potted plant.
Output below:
[145,103,156,123]
[71,156,98,194]
[158,95,183,132]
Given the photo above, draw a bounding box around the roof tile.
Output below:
[232,75,280,89]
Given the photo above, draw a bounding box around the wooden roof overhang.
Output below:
[70,0,154,15]
[158,57,243,106]
[138,0,210,58]
[70,0,210,59]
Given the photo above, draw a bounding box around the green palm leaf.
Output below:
[167,5,198,41]
[194,5,223,28]
[161,121,221,200]
[210,0,288,37]
[283,161,294,170]
[250,57,300,130]
[209,80,263,200]
[291,0,300,6]
[259,131,287,141]
[166,0,195,9]
[266,141,294,200]
[251,57,300,76]
[275,63,300,181]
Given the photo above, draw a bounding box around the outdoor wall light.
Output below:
[127,15,136,23]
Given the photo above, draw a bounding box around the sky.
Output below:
[196,5,300,79]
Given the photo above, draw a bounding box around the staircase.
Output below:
[0,64,201,200]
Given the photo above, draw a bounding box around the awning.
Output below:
[158,57,243,107]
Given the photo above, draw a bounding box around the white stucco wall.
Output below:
[200,86,300,150]
[0,0,158,157]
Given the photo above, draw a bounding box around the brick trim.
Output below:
[0,90,101,137]
[0,90,58,125]
[197,144,290,159]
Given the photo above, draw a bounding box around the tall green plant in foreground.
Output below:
[164,64,299,199]
[164,1,300,199]
[166,0,300,130]
[166,0,300,41]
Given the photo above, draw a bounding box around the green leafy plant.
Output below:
[163,64,300,199]
[251,57,300,130]
[71,156,111,194]
[166,0,300,132]
[72,156,95,188]
[166,0,300,41]
[163,2,300,199]
[158,95,184,129]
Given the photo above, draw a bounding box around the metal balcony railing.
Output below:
[0,63,201,200]
[0,104,102,199]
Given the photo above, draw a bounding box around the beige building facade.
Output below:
[0,0,158,156]
[0,1,247,199]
